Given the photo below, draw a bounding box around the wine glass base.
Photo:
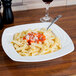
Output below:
[40,16,53,22]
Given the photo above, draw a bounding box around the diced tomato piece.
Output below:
[23,36,26,40]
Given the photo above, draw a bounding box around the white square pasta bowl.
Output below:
[2,22,74,62]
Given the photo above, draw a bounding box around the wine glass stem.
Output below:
[45,3,50,18]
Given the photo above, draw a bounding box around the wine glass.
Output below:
[40,0,53,22]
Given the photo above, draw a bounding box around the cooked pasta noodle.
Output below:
[11,28,61,56]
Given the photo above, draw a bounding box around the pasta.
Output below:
[11,28,61,56]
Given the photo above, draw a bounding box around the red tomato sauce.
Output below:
[23,32,46,45]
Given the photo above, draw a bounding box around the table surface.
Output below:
[0,5,76,76]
